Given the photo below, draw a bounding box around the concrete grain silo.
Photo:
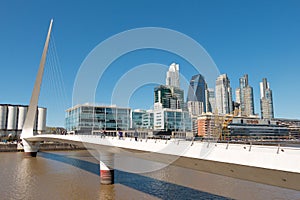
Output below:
[17,106,28,130]
[7,106,17,130]
[37,107,47,134]
[0,105,7,130]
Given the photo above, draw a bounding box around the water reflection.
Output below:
[14,158,38,200]
[39,152,227,199]
[40,152,100,175]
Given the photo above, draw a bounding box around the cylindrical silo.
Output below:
[7,106,17,130]
[37,107,47,133]
[17,106,28,130]
[0,105,7,130]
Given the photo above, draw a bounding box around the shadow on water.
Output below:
[39,152,229,200]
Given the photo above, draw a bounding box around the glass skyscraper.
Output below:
[237,74,255,116]
[206,88,215,113]
[154,85,184,110]
[166,63,180,88]
[187,74,206,103]
[260,78,274,119]
[215,74,233,115]
[187,74,208,115]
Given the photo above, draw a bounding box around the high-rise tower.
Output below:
[206,88,215,113]
[166,63,180,88]
[215,74,233,115]
[155,63,184,110]
[187,74,207,115]
[260,78,274,119]
[237,74,254,116]
[154,85,184,110]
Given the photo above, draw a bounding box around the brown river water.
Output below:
[0,150,299,200]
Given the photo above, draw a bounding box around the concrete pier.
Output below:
[22,139,39,157]
[99,153,114,184]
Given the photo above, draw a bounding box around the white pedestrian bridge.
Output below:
[23,134,300,191]
[19,20,300,192]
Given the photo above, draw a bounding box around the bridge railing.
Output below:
[62,130,300,148]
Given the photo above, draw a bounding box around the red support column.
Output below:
[100,153,114,184]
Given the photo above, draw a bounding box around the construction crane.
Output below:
[220,108,239,141]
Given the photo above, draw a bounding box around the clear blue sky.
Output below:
[1,0,300,126]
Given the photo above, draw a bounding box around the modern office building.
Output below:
[187,74,207,115]
[131,109,146,129]
[154,85,172,109]
[275,118,300,139]
[153,108,192,131]
[171,87,185,109]
[197,114,289,138]
[142,110,154,130]
[0,104,46,137]
[206,88,215,113]
[228,118,288,137]
[215,74,233,115]
[166,63,180,88]
[65,104,131,133]
[260,78,274,119]
[187,101,204,116]
[154,85,184,110]
[187,74,206,107]
[237,74,255,116]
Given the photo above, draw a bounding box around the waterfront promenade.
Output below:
[0,141,83,152]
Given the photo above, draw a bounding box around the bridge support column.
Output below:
[100,153,114,185]
[22,139,39,157]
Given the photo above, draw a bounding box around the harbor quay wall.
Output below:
[0,142,85,152]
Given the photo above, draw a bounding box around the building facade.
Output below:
[154,85,184,110]
[187,74,207,115]
[166,63,180,88]
[206,88,215,113]
[142,110,154,130]
[0,104,46,137]
[228,118,288,137]
[187,101,204,116]
[153,108,192,132]
[237,74,255,116]
[197,114,289,138]
[197,114,216,137]
[131,109,146,129]
[260,78,274,119]
[187,74,207,110]
[215,74,233,115]
[65,104,131,133]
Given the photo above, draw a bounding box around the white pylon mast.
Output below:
[21,19,53,138]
